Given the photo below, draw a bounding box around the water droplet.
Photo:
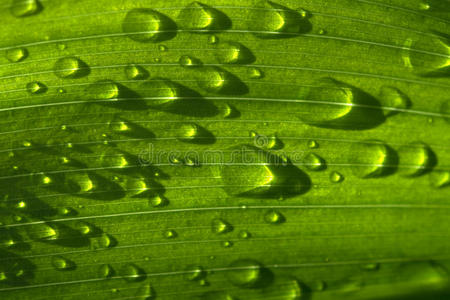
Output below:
[429,170,450,188]
[238,230,251,239]
[361,263,379,271]
[264,210,285,224]
[54,56,88,78]
[208,34,218,44]
[140,78,181,108]
[58,206,76,216]
[57,43,67,50]
[211,218,232,234]
[149,194,168,207]
[403,35,449,76]
[159,44,168,52]
[216,41,254,64]
[26,81,46,94]
[99,264,114,278]
[177,123,201,142]
[262,276,303,299]
[379,86,411,116]
[10,0,40,17]
[178,2,231,32]
[122,8,176,43]
[253,134,283,150]
[87,80,120,101]
[398,142,434,177]
[219,103,240,119]
[135,283,154,300]
[222,240,233,248]
[75,221,93,236]
[164,229,177,239]
[92,233,115,249]
[6,48,28,62]
[311,280,326,292]
[125,64,148,80]
[307,140,319,149]
[185,265,206,281]
[330,171,344,183]
[350,140,396,178]
[303,153,326,171]
[248,67,264,79]
[226,259,263,288]
[249,1,307,38]
[318,28,327,35]
[120,263,146,282]
[58,88,66,94]
[26,223,58,241]
[52,256,74,271]
[419,2,431,11]
[179,55,202,68]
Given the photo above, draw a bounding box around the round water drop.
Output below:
[185,265,206,281]
[264,209,285,224]
[238,230,251,239]
[379,86,411,116]
[226,259,263,288]
[26,81,46,94]
[140,78,181,108]
[178,123,200,142]
[26,223,58,241]
[149,194,168,207]
[403,36,449,76]
[99,264,114,278]
[216,41,254,64]
[122,8,176,43]
[87,80,120,101]
[248,67,264,79]
[262,276,303,299]
[159,44,168,52]
[222,240,233,248]
[249,1,306,38]
[350,140,395,178]
[311,280,326,292]
[10,0,40,17]
[303,153,326,171]
[361,263,380,271]
[54,56,88,78]
[330,171,344,183]
[164,229,177,239]
[398,142,434,177]
[121,263,145,282]
[208,34,218,44]
[179,55,202,68]
[429,171,450,188]
[211,218,232,234]
[307,140,319,149]
[135,283,154,300]
[178,1,230,32]
[125,64,148,80]
[75,221,93,236]
[6,47,28,62]
[52,256,74,271]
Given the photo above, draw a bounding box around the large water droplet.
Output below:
[120,263,146,282]
[303,153,326,171]
[54,56,89,78]
[10,0,41,17]
[379,86,411,116]
[248,1,309,38]
[177,2,231,32]
[350,140,397,178]
[398,142,435,177]
[211,218,233,234]
[87,80,120,101]
[99,264,114,278]
[429,170,450,188]
[215,41,255,64]
[6,48,28,62]
[139,78,181,108]
[125,64,149,80]
[26,81,47,94]
[226,259,263,288]
[122,8,177,43]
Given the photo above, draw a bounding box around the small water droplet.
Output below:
[6,48,28,62]
[361,263,379,271]
[159,44,168,52]
[57,43,67,50]
[311,280,326,292]
[222,240,233,248]
[208,34,218,44]
[248,67,264,79]
[99,264,114,278]
[125,64,148,80]
[178,2,230,32]
[54,56,88,78]
[303,153,326,171]
[75,221,93,236]
[379,86,411,116]
[262,276,303,299]
[58,206,76,216]
[185,265,206,281]
[87,80,120,100]
[26,81,46,94]
[419,2,431,10]
[179,55,202,68]
[52,256,74,271]
[318,28,327,35]
[135,283,154,300]
[429,170,450,188]
[226,259,263,288]
[307,140,319,149]
[238,230,251,239]
[211,218,233,234]
[149,194,168,207]
[163,229,177,239]
[264,210,285,224]
[10,0,40,17]
[122,8,176,43]
[178,123,201,142]
[120,263,146,282]
[216,41,254,64]
[398,142,434,177]
[330,171,344,183]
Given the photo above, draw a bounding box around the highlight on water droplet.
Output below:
[122,8,177,43]
[54,56,89,78]
[179,55,203,68]
[10,0,41,17]
[330,171,344,183]
[6,47,28,62]
[248,67,264,79]
[163,229,177,239]
[211,218,233,234]
[398,142,435,177]
[52,256,75,271]
[349,140,397,178]
[264,209,285,224]
[303,153,326,171]
[26,81,47,94]
[125,64,149,80]
[226,259,263,288]
[99,264,115,278]
[177,2,231,32]
[379,86,411,116]
[215,41,255,64]
[120,263,146,282]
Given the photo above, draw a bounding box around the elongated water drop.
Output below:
[26,223,58,241]
[226,259,263,288]
[52,256,74,271]
[87,80,120,100]
[350,140,396,178]
[398,142,435,177]
[429,171,450,188]
[10,0,40,17]
[211,218,232,234]
[6,48,28,62]
[216,41,254,64]
[121,263,146,282]
[125,64,149,80]
[178,2,231,32]
[122,8,176,43]
[379,86,411,116]
[26,81,46,94]
[264,209,285,224]
[135,283,154,300]
[54,56,89,78]
[303,153,326,171]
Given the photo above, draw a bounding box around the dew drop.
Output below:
[264,209,285,224]
[216,41,254,64]
[398,142,434,177]
[122,8,176,43]
[185,265,206,281]
[87,80,120,101]
[164,229,177,239]
[99,264,114,278]
[307,140,319,149]
[178,2,230,32]
[149,194,168,207]
[429,170,450,188]
[211,218,232,234]
[350,140,396,178]
[194,66,237,94]
[125,64,148,80]
[262,276,303,299]
[303,153,326,171]
[226,259,263,288]
[361,263,380,271]
[379,86,411,116]
[58,206,76,216]
[26,223,58,241]
[52,256,74,271]
[238,230,250,239]
[222,240,233,248]
[178,123,200,142]
[179,55,202,68]
[120,263,146,282]
[208,34,218,44]
[75,221,93,236]
[6,48,28,62]
[26,81,46,94]
[248,67,264,79]
[330,171,344,183]
[135,283,154,300]
[159,44,168,52]
[10,0,40,17]
[220,103,239,119]
[54,56,88,79]
[140,78,181,108]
